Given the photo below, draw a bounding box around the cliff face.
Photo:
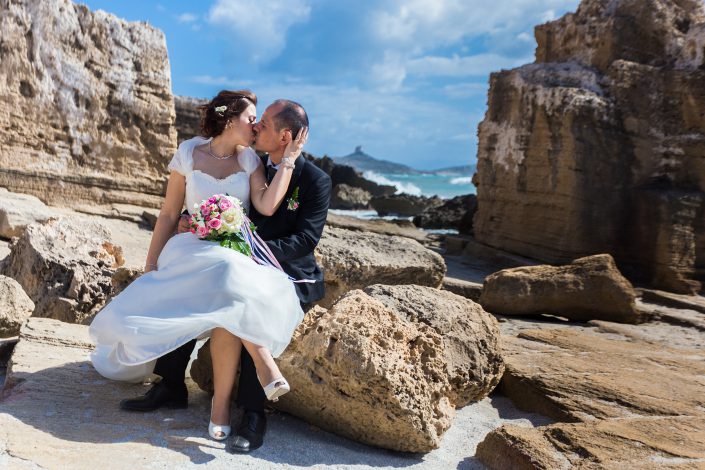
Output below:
[0,0,177,208]
[474,0,705,294]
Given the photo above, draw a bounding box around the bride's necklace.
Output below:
[207,140,234,160]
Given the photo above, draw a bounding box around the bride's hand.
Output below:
[283,127,308,160]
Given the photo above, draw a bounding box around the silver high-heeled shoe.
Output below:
[263,377,290,402]
[208,397,231,441]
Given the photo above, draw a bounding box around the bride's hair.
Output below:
[199,90,257,138]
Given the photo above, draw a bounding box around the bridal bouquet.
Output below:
[189,194,255,256]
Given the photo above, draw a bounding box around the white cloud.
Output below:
[407,53,531,77]
[207,0,311,63]
[365,0,579,89]
[177,13,198,23]
[443,83,488,99]
[190,75,254,87]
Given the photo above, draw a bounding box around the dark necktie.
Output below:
[266,165,277,184]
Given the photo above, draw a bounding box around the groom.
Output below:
[119,99,332,453]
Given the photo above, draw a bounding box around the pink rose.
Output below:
[208,218,222,230]
[208,196,217,204]
[219,198,233,211]
[189,228,196,234]
[196,225,208,238]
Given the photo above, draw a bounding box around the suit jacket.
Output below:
[250,155,332,304]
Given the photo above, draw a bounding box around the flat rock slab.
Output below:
[0,318,550,469]
[500,328,705,422]
[478,416,705,469]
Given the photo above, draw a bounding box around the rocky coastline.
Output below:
[1,0,704,468]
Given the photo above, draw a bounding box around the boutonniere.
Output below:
[287,186,300,211]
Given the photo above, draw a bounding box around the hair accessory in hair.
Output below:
[215,105,227,116]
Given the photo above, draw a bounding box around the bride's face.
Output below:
[228,103,257,146]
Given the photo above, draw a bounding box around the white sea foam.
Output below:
[363,171,423,196]
[450,176,473,185]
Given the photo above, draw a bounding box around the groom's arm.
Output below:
[265,172,332,261]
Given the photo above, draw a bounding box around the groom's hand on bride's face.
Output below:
[177,214,190,234]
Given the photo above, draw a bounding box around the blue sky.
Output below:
[80,0,580,170]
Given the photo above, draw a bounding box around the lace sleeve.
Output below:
[238,147,262,175]
[167,139,195,176]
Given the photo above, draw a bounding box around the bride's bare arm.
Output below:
[144,171,186,272]
[249,128,308,216]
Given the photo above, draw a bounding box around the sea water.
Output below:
[362,171,476,199]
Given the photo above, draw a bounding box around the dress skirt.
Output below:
[89,232,304,382]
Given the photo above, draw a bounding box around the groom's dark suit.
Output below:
[237,154,331,410]
[152,154,331,412]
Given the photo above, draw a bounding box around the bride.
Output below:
[89,89,306,440]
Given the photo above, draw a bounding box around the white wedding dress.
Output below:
[89,137,304,382]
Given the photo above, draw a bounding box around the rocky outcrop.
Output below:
[480,254,642,323]
[310,155,396,198]
[315,226,446,307]
[0,0,176,208]
[0,276,34,337]
[413,194,477,233]
[2,218,124,324]
[174,95,206,143]
[325,212,428,242]
[0,188,53,238]
[371,194,443,217]
[329,183,371,209]
[473,0,705,294]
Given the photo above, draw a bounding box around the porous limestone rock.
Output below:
[0,188,54,238]
[362,284,504,406]
[314,226,446,307]
[174,95,206,143]
[2,217,124,324]
[0,275,34,337]
[474,0,705,294]
[271,293,448,452]
[0,0,177,208]
[479,254,642,323]
[325,212,428,242]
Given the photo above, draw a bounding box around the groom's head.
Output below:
[253,99,308,157]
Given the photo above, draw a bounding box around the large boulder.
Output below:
[413,194,477,233]
[473,0,705,294]
[315,226,446,307]
[0,0,176,208]
[2,218,124,324]
[0,275,34,337]
[362,284,504,406]
[329,184,372,209]
[0,188,54,238]
[370,194,443,217]
[480,254,642,324]
[274,290,502,452]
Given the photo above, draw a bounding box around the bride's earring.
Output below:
[225,120,232,130]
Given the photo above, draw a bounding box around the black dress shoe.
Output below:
[119,381,188,412]
[230,410,267,453]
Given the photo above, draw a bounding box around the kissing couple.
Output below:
[89,90,332,453]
